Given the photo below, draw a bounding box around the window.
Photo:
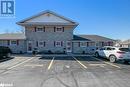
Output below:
[37,28,43,32]
[108,42,113,46]
[55,41,63,47]
[106,47,115,50]
[55,27,64,32]
[89,42,95,47]
[11,40,17,45]
[106,47,112,50]
[67,42,71,46]
[57,28,62,31]
[96,43,99,46]
[119,48,130,52]
[80,42,86,47]
[38,41,46,47]
[35,26,45,32]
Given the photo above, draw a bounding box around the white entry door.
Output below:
[27,41,33,53]
[66,41,72,53]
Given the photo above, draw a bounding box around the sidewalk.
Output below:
[36,54,94,57]
[11,53,94,57]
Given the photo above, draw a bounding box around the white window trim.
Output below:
[38,41,45,47]
[56,27,63,32]
[66,41,71,47]
[10,40,17,46]
[36,26,45,32]
[80,42,87,47]
[55,41,62,47]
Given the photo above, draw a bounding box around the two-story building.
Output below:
[0,10,115,54]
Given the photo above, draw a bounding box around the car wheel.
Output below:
[109,55,116,63]
[95,52,99,58]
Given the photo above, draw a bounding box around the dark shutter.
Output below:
[111,42,114,46]
[61,41,63,47]
[108,42,113,46]
[78,42,80,47]
[87,42,89,47]
[34,27,37,32]
[44,41,46,47]
[102,42,104,46]
[36,41,38,47]
[17,40,19,45]
[54,41,55,47]
[62,27,64,32]
[43,27,45,32]
[7,40,10,45]
[54,27,56,32]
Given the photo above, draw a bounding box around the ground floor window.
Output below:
[55,41,63,47]
[11,40,17,45]
[89,42,95,46]
[38,41,46,47]
[80,42,95,47]
[80,42,87,47]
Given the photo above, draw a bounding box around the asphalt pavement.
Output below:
[0,55,130,87]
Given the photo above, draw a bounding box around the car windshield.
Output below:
[119,48,130,52]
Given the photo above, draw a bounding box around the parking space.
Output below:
[0,55,130,87]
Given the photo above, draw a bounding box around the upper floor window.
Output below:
[54,27,64,32]
[35,26,45,32]
[37,28,43,32]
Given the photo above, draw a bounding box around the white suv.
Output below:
[95,46,130,63]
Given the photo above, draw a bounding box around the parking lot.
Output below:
[0,54,130,87]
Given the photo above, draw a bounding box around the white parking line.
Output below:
[47,57,55,70]
[89,64,106,66]
[93,57,121,69]
[72,56,87,69]
[7,57,34,70]
[24,64,43,67]
[103,62,121,68]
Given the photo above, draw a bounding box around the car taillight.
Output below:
[117,51,125,54]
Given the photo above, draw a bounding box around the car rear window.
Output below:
[119,48,130,52]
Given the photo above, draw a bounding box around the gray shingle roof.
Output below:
[73,35,92,41]
[0,33,26,40]
[73,35,115,42]
[0,33,114,42]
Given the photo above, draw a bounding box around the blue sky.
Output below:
[0,0,130,40]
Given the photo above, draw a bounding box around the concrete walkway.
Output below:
[36,54,94,57]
